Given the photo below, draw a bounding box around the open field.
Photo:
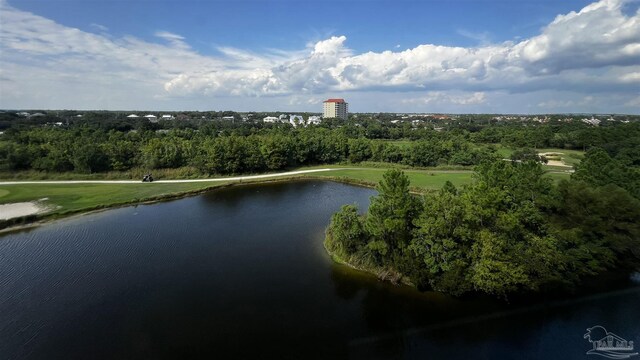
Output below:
[312,168,473,190]
[0,182,229,216]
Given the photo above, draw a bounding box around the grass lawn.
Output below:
[0,182,229,215]
[495,146,514,158]
[545,172,572,182]
[311,168,474,190]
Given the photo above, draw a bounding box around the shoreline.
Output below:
[0,175,393,235]
[0,173,443,235]
[323,230,414,287]
[0,175,320,234]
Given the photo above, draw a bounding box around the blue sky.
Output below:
[1,0,639,113]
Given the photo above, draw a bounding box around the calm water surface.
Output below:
[1,180,639,359]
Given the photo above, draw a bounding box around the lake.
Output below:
[1,180,639,359]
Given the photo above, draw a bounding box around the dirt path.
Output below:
[0,168,476,185]
[0,169,336,185]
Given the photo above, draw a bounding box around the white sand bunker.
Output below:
[0,202,47,220]
[539,152,572,168]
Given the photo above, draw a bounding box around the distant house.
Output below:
[222,116,235,121]
[279,114,288,121]
[582,117,601,126]
[289,115,304,127]
[263,116,278,123]
[161,114,174,120]
[307,116,322,125]
[17,112,30,117]
[127,114,139,118]
[144,114,158,123]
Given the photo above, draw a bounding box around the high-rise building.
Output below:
[323,98,348,120]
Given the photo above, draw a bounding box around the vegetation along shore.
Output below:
[325,156,640,298]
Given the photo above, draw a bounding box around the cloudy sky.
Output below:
[0,0,639,113]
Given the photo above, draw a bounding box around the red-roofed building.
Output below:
[323,98,348,120]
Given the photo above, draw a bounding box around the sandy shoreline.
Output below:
[0,202,47,220]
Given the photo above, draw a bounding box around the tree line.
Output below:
[1,113,638,177]
[0,126,498,174]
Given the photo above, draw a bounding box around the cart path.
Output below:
[0,169,336,185]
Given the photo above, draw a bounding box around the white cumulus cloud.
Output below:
[0,0,638,112]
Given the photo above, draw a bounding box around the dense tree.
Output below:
[365,169,422,265]
[549,181,640,281]
[573,147,640,199]
[326,204,367,257]
[347,138,372,163]
[326,160,639,298]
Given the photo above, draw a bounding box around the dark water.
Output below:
[1,180,639,359]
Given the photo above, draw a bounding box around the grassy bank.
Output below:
[0,182,230,214]
[0,181,234,231]
[312,168,473,191]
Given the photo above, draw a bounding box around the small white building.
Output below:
[263,116,278,123]
[144,114,158,123]
[222,116,235,121]
[289,115,304,127]
[307,116,322,125]
[161,114,174,120]
[581,117,601,126]
[127,114,139,118]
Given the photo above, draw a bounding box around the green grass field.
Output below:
[545,172,572,182]
[312,168,473,190]
[0,182,229,215]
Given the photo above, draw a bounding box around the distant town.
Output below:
[3,95,638,132]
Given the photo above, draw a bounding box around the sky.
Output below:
[0,0,639,113]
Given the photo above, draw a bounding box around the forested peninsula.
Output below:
[325,156,640,298]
